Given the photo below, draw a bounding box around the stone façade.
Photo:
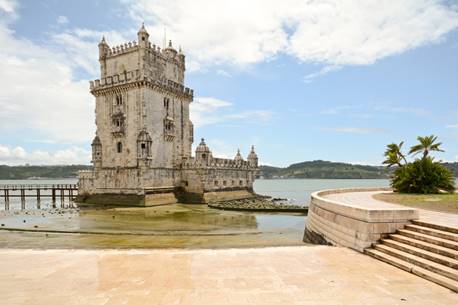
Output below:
[77,24,259,206]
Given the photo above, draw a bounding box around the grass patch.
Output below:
[373,192,458,214]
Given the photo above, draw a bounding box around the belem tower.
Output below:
[78,24,259,206]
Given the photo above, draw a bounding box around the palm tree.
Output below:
[408,135,444,160]
[383,142,407,167]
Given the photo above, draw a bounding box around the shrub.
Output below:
[391,157,455,194]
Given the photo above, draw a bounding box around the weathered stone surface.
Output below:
[78,25,259,205]
[305,188,419,252]
[210,196,307,212]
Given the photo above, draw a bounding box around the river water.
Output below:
[0,178,390,209]
[0,178,425,249]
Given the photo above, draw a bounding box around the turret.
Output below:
[163,40,177,59]
[195,138,212,165]
[91,135,102,169]
[177,46,185,63]
[247,145,258,168]
[137,23,149,47]
[98,36,109,77]
[98,36,109,59]
[234,149,243,165]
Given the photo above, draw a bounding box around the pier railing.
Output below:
[0,184,78,210]
[0,184,77,191]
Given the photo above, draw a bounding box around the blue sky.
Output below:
[0,0,457,166]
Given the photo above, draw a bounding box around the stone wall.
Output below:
[304,188,419,252]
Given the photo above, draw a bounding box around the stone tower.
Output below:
[92,24,193,171]
[78,24,259,206]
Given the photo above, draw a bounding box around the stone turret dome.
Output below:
[234,149,243,161]
[91,135,101,146]
[137,23,149,36]
[164,40,178,59]
[247,145,258,160]
[98,36,108,46]
[196,138,210,153]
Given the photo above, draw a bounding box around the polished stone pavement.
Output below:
[0,246,456,305]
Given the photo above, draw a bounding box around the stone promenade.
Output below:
[324,190,458,228]
[0,246,456,305]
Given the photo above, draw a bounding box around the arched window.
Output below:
[116,94,123,105]
[117,142,122,153]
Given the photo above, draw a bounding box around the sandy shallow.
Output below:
[0,204,306,249]
[0,246,456,305]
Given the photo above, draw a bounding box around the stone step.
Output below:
[412,220,458,234]
[382,239,458,269]
[405,224,458,242]
[390,234,458,260]
[398,229,458,250]
[365,248,458,292]
[373,244,458,281]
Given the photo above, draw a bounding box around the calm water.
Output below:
[254,179,390,205]
[0,178,392,209]
[0,178,451,249]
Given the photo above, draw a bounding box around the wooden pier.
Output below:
[0,184,78,210]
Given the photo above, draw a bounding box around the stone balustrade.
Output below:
[182,157,253,169]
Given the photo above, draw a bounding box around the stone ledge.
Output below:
[305,188,419,252]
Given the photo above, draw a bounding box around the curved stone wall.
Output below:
[304,188,419,252]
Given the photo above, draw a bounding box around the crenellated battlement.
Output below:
[106,41,138,57]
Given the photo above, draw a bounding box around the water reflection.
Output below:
[0,204,306,249]
[77,204,259,233]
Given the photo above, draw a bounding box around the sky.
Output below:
[0,0,457,167]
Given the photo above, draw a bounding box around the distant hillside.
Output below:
[443,162,458,177]
[260,160,458,179]
[0,161,456,180]
[0,165,92,180]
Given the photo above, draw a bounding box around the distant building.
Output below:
[78,24,259,205]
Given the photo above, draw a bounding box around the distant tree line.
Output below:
[259,160,457,179]
[0,165,92,180]
[0,160,456,180]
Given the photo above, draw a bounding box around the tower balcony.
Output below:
[112,126,125,137]
[113,105,125,115]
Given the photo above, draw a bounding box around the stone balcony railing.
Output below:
[182,157,255,170]
[90,70,193,98]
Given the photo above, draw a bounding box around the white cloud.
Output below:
[190,97,272,128]
[0,24,94,143]
[0,145,90,165]
[304,65,341,84]
[446,124,458,128]
[126,0,458,70]
[0,0,16,14]
[56,15,69,25]
[51,28,129,76]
